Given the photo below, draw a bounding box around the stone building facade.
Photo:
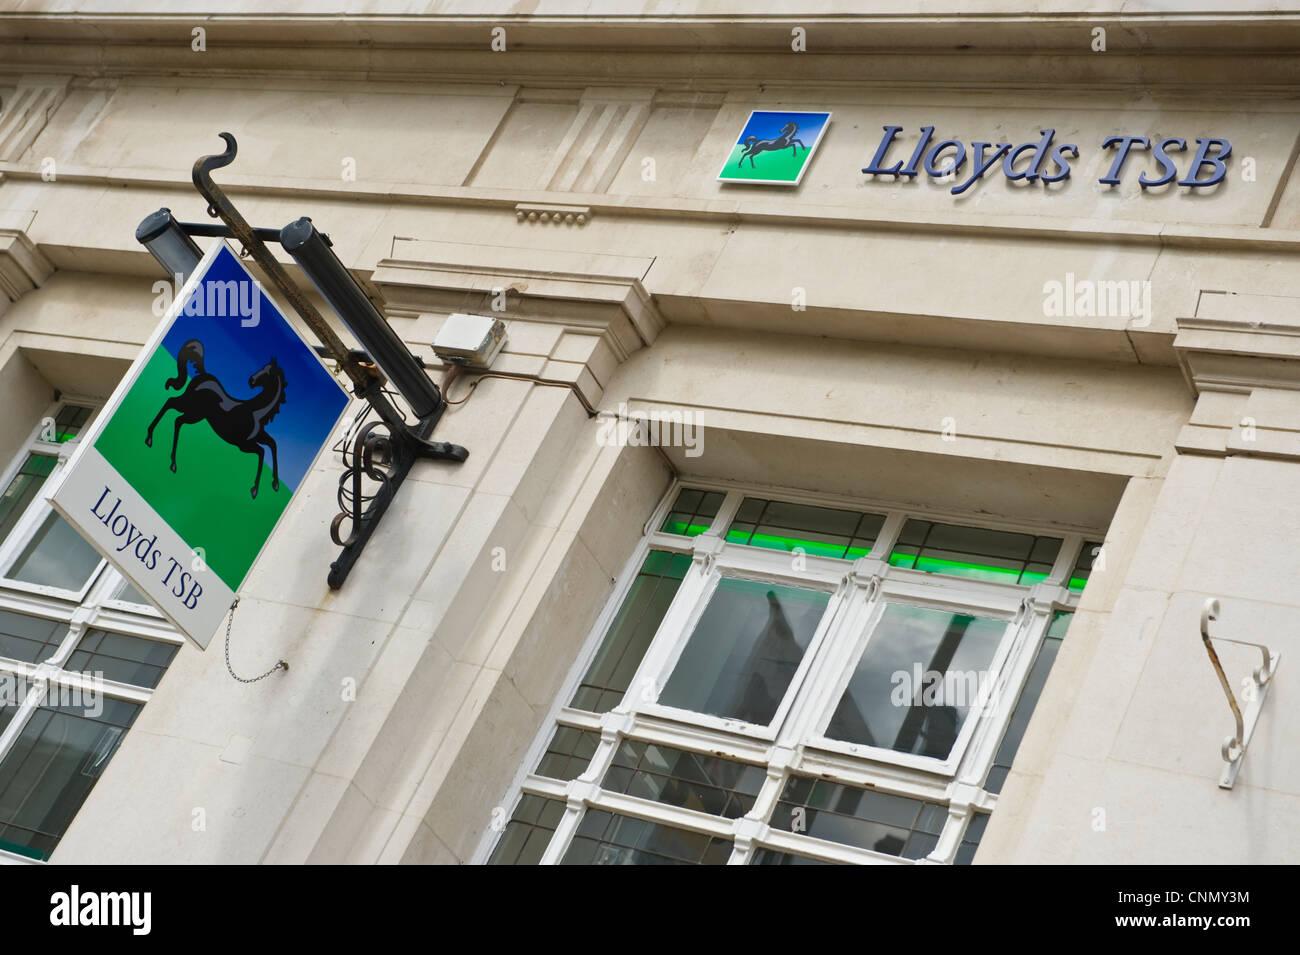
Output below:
[0,5,1297,864]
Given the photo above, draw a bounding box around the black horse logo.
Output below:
[144,339,287,499]
[738,122,807,169]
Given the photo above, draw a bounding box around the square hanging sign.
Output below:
[49,240,350,649]
[717,110,832,186]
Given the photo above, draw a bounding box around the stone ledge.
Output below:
[0,227,54,303]
[6,164,1300,258]
[4,9,1300,57]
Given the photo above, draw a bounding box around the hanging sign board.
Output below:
[49,240,350,649]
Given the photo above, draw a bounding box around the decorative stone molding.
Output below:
[0,76,69,163]
[536,88,652,194]
[1174,290,1300,460]
[515,202,591,226]
[0,226,54,304]
[1175,291,1300,393]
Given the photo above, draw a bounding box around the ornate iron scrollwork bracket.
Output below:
[326,380,467,590]
[182,133,469,590]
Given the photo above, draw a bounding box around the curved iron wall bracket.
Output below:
[1199,598,1280,789]
[168,133,469,590]
[326,382,467,590]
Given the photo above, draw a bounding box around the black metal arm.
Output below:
[166,132,469,590]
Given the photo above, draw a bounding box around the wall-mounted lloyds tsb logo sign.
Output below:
[718,110,832,186]
[50,241,349,649]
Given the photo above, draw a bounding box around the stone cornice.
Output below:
[6,164,1300,261]
[6,53,1300,94]
[4,13,1300,89]
[4,9,1300,56]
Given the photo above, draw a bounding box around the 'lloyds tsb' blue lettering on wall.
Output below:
[861,126,1231,195]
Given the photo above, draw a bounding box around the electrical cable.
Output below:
[443,369,599,417]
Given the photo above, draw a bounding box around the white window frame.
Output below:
[631,548,850,742]
[476,478,1091,866]
[797,573,1027,776]
[0,398,110,602]
[0,398,181,865]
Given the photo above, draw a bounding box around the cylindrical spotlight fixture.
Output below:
[135,208,203,282]
[280,217,441,419]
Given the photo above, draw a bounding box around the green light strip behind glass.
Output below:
[663,521,713,537]
[725,530,872,560]
[888,552,1058,586]
[677,493,1093,591]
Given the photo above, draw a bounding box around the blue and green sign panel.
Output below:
[717,110,832,186]
[51,241,349,648]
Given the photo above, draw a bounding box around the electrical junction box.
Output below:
[432,313,507,370]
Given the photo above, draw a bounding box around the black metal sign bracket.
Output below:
[156,132,470,591]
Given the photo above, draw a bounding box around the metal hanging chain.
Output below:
[223,598,289,683]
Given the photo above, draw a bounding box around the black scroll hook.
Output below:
[193,131,238,219]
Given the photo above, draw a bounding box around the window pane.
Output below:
[1069,541,1102,592]
[0,453,57,545]
[955,812,990,865]
[561,810,732,865]
[725,497,885,559]
[570,550,691,713]
[826,604,1006,760]
[889,519,1062,586]
[750,847,837,865]
[5,511,102,592]
[486,794,565,865]
[660,578,829,726]
[771,775,946,860]
[0,610,67,665]
[66,629,180,690]
[0,697,142,861]
[601,739,766,819]
[534,726,602,782]
[659,488,724,537]
[108,577,151,606]
[986,610,1073,793]
[52,405,93,444]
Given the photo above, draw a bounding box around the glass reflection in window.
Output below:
[826,604,1005,759]
[660,578,829,726]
